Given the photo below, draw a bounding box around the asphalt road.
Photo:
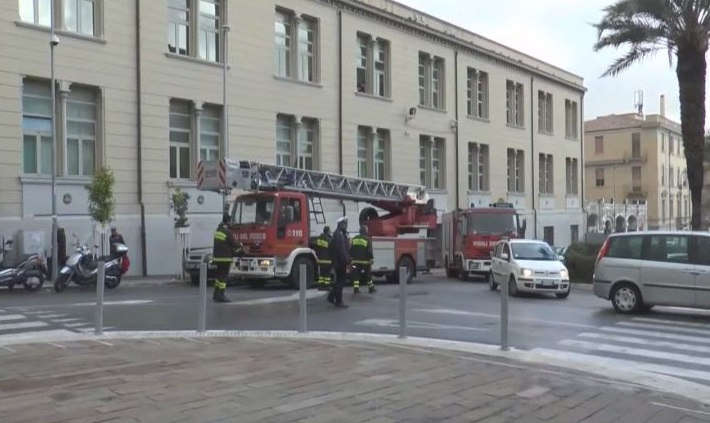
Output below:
[4,273,710,388]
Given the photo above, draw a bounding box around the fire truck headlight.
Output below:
[259,259,272,267]
[560,269,569,280]
[520,268,533,279]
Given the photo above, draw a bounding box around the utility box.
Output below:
[19,230,45,256]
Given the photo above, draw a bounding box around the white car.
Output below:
[490,239,571,299]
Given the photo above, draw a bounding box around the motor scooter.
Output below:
[0,237,46,292]
[54,235,127,293]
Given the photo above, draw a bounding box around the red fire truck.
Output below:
[442,202,526,281]
[195,158,438,288]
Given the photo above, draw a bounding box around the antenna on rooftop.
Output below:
[634,90,644,116]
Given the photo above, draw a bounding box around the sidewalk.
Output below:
[0,333,709,422]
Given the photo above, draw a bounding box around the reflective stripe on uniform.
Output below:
[318,260,332,264]
[316,239,329,248]
[214,280,227,289]
[212,257,233,263]
[351,238,368,247]
[352,260,370,264]
[214,231,227,241]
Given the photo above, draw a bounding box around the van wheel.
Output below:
[611,283,643,314]
[489,273,498,291]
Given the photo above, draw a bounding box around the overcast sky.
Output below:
[399,0,690,123]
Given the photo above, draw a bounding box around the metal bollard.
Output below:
[198,262,207,333]
[298,263,307,333]
[95,261,105,336]
[398,266,407,339]
[500,276,509,351]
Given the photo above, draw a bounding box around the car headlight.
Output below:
[560,269,569,280]
[259,259,272,267]
[520,268,533,278]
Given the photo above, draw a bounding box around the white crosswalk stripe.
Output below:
[532,315,710,387]
[0,308,95,337]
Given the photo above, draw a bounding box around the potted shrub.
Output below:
[86,166,116,256]
[171,188,191,233]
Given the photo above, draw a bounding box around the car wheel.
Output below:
[508,276,519,297]
[611,283,643,314]
[555,288,570,299]
[489,272,498,291]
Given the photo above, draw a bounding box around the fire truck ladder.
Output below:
[309,196,327,224]
[240,161,423,204]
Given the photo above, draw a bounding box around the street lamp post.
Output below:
[50,1,60,282]
[221,24,230,213]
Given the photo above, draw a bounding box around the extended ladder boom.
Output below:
[197,158,426,204]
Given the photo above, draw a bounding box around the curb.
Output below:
[1,329,710,406]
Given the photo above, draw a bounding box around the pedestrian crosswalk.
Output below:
[532,315,710,385]
[0,307,109,338]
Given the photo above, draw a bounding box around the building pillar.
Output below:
[194,102,203,166]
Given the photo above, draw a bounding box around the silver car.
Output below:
[593,231,710,314]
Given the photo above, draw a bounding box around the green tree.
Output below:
[592,0,710,229]
[86,166,116,226]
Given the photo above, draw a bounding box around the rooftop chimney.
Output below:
[660,94,666,117]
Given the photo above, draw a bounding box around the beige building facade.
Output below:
[584,97,690,231]
[0,0,585,276]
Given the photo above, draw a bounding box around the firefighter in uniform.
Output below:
[314,226,332,291]
[351,224,376,294]
[212,212,242,303]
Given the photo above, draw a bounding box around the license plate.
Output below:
[538,279,554,286]
[469,263,479,270]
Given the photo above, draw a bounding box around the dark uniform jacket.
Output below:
[314,234,332,263]
[330,228,350,269]
[350,234,373,264]
[213,223,241,262]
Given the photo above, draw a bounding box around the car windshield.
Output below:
[231,196,275,225]
[511,243,557,261]
[469,213,517,235]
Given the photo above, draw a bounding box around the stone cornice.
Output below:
[315,0,586,94]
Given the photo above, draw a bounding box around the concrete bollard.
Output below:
[95,261,105,336]
[299,263,307,333]
[398,266,407,339]
[198,262,207,333]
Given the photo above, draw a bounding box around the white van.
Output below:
[593,231,710,314]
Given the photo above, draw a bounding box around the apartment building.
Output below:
[584,96,689,231]
[0,0,585,276]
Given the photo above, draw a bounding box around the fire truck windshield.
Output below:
[468,213,517,235]
[231,196,275,225]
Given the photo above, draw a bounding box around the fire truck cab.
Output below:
[442,202,526,281]
[196,158,437,289]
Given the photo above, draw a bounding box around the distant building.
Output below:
[584,95,689,230]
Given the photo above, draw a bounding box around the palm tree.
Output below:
[592,0,710,230]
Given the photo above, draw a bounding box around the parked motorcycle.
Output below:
[54,235,128,293]
[0,238,46,292]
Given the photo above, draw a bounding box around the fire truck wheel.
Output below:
[444,258,457,278]
[288,257,315,289]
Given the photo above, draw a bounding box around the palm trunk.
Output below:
[676,47,706,230]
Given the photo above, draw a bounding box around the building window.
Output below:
[21,79,53,175]
[274,9,319,83]
[538,91,553,134]
[669,135,675,154]
[669,166,675,188]
[419,135,445,189]
[631,132,641,159]
[538,153,553,194]
[594,136,604,154]
[466,68,488,119]
[357,127,390,180]
[199,105,221,162]
[168,0,223,62]
[66,85,97,177]
[570,225,579,244]
[565,99,578,139]
[565,157,578,195]
[543,226,554,246]
[506,148,524,193]
[169,99,192,180]
[20,0,102,36]
[275,114,318,170]
[418,53,445,109]
[661,166,665,185]
[661,133,665,152]
[661,198,666,224]
[467,143,489,191]
[356,34,390,97]
[506,80,524,127]
[632,166,642,191]
[595,168,605,187]
[19,0,52,26]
